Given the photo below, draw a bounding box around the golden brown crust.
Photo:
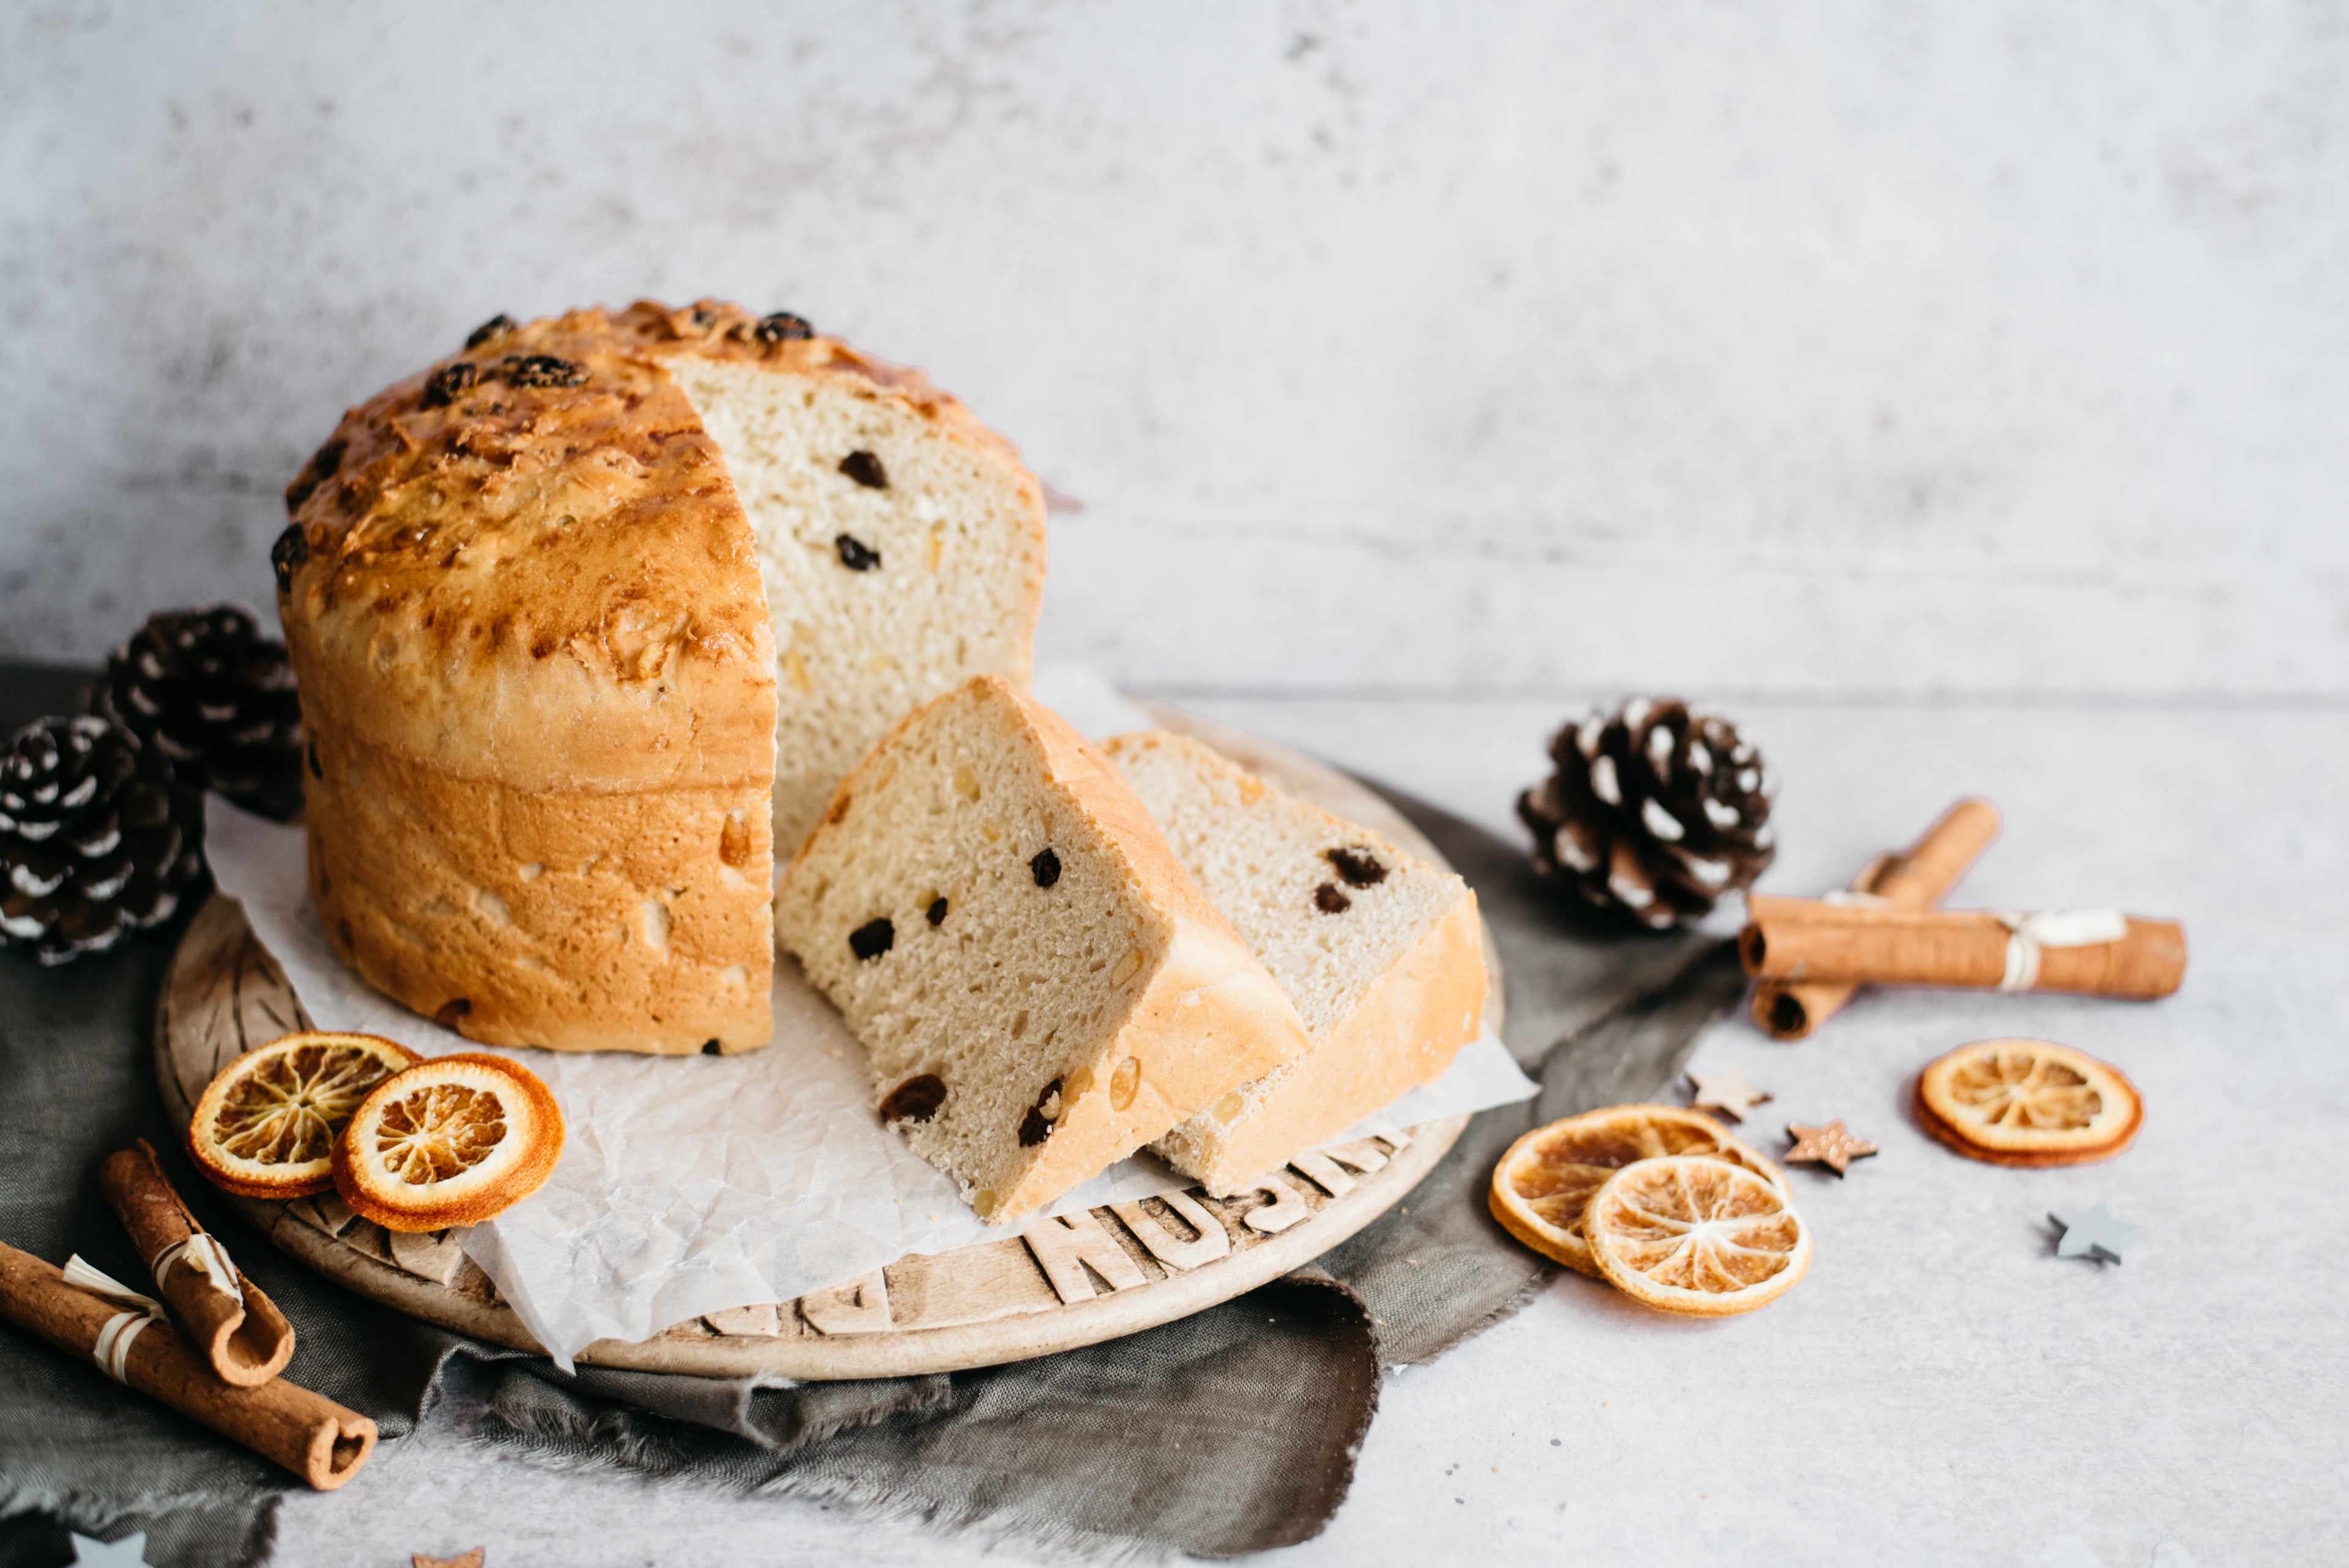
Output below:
[305,726,773,1055]
[1179,890,1487,1196]
[277,301,1033,793]
[280,307,774,793]
[276,299,1047,1052]
[609,299,1038,479]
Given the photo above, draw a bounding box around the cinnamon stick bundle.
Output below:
[1751,797,2002,1039]
[98,1140,295,1387]
[0,1240,373,1490]
[1740,895,2186,999]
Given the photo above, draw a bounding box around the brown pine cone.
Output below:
[1516,697,1775,928]
[1,716,206,964]
[91,605,304,821]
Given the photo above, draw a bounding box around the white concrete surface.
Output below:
[273,695,2349,1566]
[9,6,2339,1561]
[4,2,2345,697]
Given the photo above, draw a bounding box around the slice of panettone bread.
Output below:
[773,677,1311,1224]
[1103,730,1487,1196]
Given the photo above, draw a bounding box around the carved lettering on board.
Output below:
[703,1303,784,1337]
[339,1219,393,1265]
[285,1191,360,1238]
[1022,1209,1149,1303]
[386,1227,467,1286]
[1289,1149,1358,1198]
[1293,1136,1398,1196]
[1242,1173,1312,1235]
[800,1270,891,1336]
[449,1256,503,1307]
[1108,1190,1231,1272]
[1322,1137,1394,1177]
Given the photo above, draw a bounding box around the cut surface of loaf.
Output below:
[276,301,1044,1054]
[665,351,1042,848]
[773,677,1312,1224]
[1104,730,1487,1196]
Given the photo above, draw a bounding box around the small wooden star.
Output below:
[1687,1068,1773,1122]
[2050,1204,2142,1265]
[1783,1120,1877,1175]
[412,1551,484,1568]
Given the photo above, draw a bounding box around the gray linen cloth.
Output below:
[0,664,1739,1567]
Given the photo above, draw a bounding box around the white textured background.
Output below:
[9,10,2348,1567]
[4,1,2344,698]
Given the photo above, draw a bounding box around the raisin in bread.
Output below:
[772,677,1312,1223]
[276,301,1045,1054]
[1102,731,1488,1196]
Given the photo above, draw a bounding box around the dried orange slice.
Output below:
[1586,1155,1811,1316]
[1917,1038,2142,1166]
[188,1032,420,1198]
[331,1054,565,1233]
[1488,1104,1785,1277]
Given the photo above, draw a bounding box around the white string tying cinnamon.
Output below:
[153,1231,243,1307]
[59,1255,167,1385]
[1995,909,2130,991]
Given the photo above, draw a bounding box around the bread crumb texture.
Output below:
[667,349,1044,851]
[774,678,1310,1222]
[1105,731,1487,1195]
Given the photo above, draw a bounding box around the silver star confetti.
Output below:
[70,1533,149,1568]
[2050,1204,2142,1265]
[1687,1068,1772,1122]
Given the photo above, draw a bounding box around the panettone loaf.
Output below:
[773,677,1312,1224]
[1103,731,1486,1195]
[276,301,1046,1054]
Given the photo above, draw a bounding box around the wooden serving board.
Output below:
[155,703,1497,1380]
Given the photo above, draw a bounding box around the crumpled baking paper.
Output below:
[200,682,1535,1367]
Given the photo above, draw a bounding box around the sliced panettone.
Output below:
[773,676,1312,1224]
[1103,730,1487,1196]
[275,300,1045,1054]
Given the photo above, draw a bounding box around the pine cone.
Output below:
[91,606,303,821]
[1516,697,1775,929]
[1,716,206,965]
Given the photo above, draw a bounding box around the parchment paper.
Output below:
[200,686,1534,1367]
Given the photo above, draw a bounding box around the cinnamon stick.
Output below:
[98,1141,295,1387]
[1740,896,2185,999]
[0,1240,373,1489]
[1751,797,2002,1038]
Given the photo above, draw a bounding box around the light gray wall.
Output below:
[4,1,2342,698]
